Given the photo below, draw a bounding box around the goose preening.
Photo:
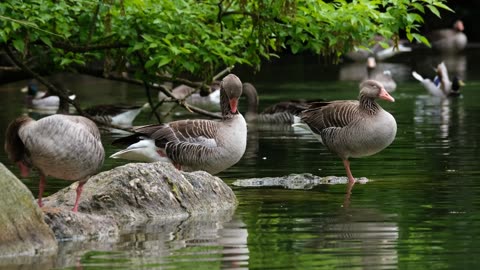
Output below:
[364,57,397,92]
[4,114,105,212]
[412,62,463,97]
[428,20,467,54]
[242,82,314,124]
[84,103,147,128]
[21,81,76,111]
[110,74,247,175]
[293,80,397,185]
[158,82,221,110]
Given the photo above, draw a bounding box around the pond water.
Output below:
[1,48,480,269]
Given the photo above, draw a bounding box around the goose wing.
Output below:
[299,101,359,134]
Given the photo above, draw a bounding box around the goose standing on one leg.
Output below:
[293,80,397,186]
[110,74,247,175]
[4,114,105,212]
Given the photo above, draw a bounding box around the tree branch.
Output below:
[51,41,129,52]
[2,44,134,133]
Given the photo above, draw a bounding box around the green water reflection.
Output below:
[0,50,480,269]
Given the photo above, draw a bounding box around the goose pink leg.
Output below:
[72,181,86,212]
[342,159,356,184]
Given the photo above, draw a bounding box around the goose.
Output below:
[4,114,105,212]
[364,57,397,92]
[84,103,147,128]
[21,81,76,110]
[242,82,312,124]
[428,20,467,54]
[158,81,221,110]
[412,62,463,97]
[293,80,397,184]
[110,74,247,175]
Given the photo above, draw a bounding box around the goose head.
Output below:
[221,74,243,114]
[454,20,464,32]
[4,116,34,177]
[359,80,395,102]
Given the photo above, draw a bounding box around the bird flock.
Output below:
[4,19,467,212]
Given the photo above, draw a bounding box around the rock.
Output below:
[232,173,369,189]
[0,163,57,257]
[42,162,238,239]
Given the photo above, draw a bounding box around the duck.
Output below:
[427,20,467,54]
[293,80,397,185]
[21,81,76,111]
[110,74,247,175]
[242,82,313,124]
[364,57,397,92]
[412,62,464,97]
[158,81,221,110]
[4,114,105,212]
[345,35,412,62]
[84,103,147,128]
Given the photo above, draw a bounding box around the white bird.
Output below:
[412,62,463,97]
[21,81,76,111]
[110,74,247,175]
[4,114,105,212]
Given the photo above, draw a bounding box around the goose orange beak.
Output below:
[379,88,395,102]
[229,98,238,113]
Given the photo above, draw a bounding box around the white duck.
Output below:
[293,80,397,185]
[21,81,76,111]
[84,103,147,128]
[110,74,247,175]
[4,114,105,212]
[412,62,463,97]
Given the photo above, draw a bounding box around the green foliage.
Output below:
[0,0,451,81]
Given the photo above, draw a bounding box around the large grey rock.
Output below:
[42,162,238,240]
[0,163,57,257]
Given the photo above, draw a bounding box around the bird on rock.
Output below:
[110,74,247,175]
[4,114,105,212]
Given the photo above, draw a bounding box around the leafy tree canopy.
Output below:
[0,0,451,82]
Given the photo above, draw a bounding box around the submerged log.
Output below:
[42,162,238,240]
[0,163,57,257]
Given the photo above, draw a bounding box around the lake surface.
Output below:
[1,48,480,269]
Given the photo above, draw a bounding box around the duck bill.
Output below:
[379,88,395,102]
[229,98,238,113]
[17,161,30,177]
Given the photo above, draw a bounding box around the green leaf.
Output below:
[157,57,172,68]
[412,33,431,47]
[427,5,441,18]
[12,39,24,52]
[433,2,454,13]
[40,36,52,48]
